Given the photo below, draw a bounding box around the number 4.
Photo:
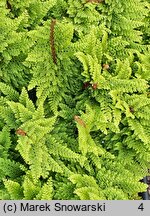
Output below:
[138,203,144,211]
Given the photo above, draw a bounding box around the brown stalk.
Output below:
[50,19,57,65]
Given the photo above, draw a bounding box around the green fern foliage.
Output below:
[3,179,23,200]
[0,0,150,200]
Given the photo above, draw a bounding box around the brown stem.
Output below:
[50,19,57,65]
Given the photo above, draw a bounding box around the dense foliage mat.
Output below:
[0,0,150,200]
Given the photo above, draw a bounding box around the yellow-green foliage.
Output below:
[0,0,150,200]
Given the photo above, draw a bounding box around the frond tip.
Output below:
[74,115,86,128]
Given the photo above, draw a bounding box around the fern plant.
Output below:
[0,0,150,200]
